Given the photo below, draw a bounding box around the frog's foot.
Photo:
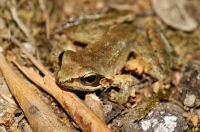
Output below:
[100,75,135,104]
[125,58,152,75]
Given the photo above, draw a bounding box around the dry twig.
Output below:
[10,2,35,45]
[38,0,50,40]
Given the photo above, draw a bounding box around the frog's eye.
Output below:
[82,72,97,85]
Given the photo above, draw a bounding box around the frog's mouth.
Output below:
[62,84,102,91]
[57,80,103,91]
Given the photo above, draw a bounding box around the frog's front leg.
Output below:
[100,75,135,104]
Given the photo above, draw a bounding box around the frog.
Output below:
[55,11,172,104]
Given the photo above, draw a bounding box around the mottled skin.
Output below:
[55,12,172,104]
[56,11,135,44]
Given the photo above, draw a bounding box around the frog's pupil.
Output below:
[84,75,96,83]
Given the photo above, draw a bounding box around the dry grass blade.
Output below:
[10,5,35,45]
[0,53,77,132]
[38,0,50,40]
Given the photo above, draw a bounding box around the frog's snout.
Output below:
[55,70,66,84]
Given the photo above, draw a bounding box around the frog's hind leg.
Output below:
[124,31,156,77]
[124,29,171,83]
[146,24,172,84]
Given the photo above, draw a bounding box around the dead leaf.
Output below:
[152,0,198,31]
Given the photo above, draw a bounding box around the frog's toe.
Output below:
[109,89,129,104]
[109,78,134,104]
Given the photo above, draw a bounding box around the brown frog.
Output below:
[55,11,172,104]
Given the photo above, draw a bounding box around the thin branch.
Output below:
[38,0,50,40]
[10,4,35,45]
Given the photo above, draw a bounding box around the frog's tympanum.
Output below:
[55,11,172,104]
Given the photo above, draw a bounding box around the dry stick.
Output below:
[10,5,35,45]
[10,36,50,75]
[10,38,111,132]
[38,0,50,40]
[0,53,77,132]
[10,115,25,132]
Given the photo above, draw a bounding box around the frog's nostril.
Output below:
[56,71,73,84]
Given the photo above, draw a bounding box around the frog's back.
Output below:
[78,22,137,76]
